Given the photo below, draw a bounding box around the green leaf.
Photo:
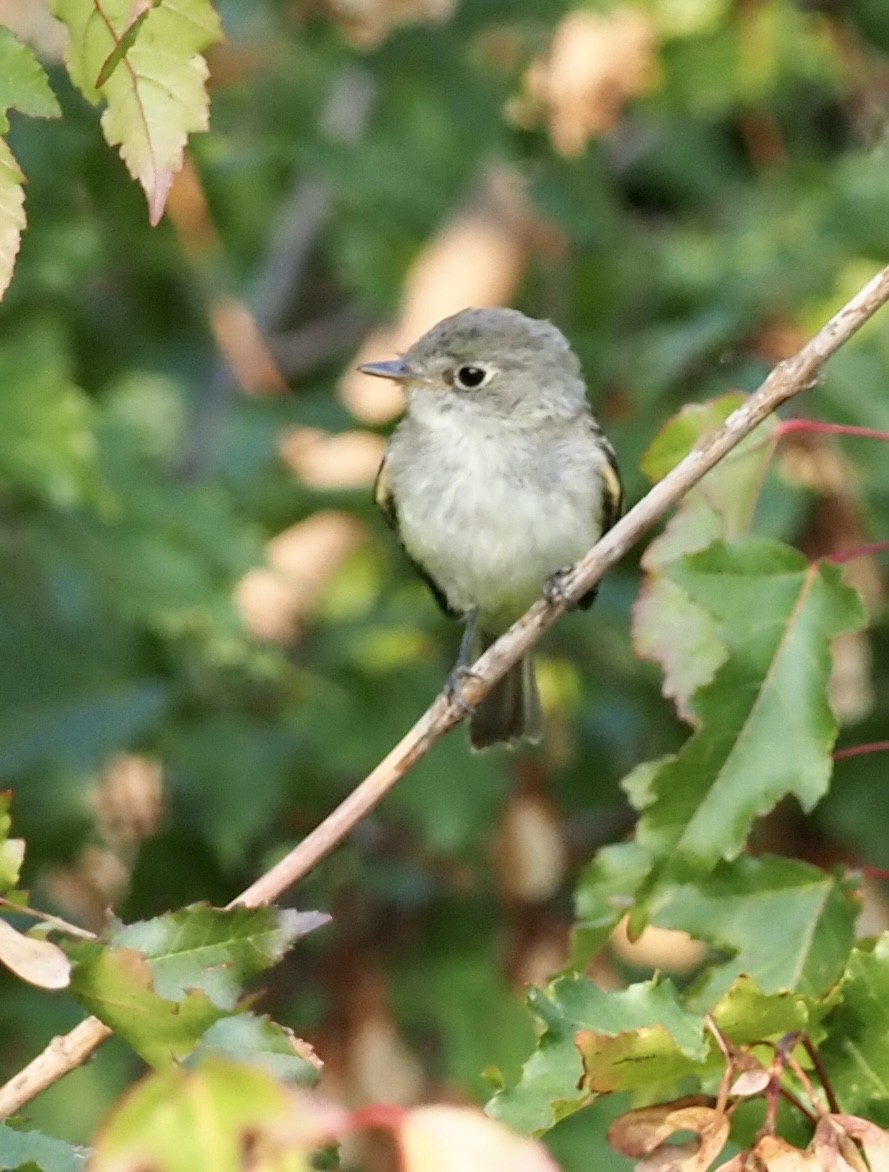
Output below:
[0,139,25,303]
[91,1058,338,1172]
[634,394,777,720]
[650,856,858,1005]
[0,28,61,127]
[110,904,328,1009]
[70,906,327,1067]
[69,945,226,1068]
[0,793,24,893]
[51,0,223,224]
[0,1125,87,1172]
[571,841,654,967]
[635,539,865,878]
[820,934,889,1126]
[191,1014,322,1086]
[708,975,813,1045]
[488,975,704,1136]
[494,972,815,1138]
[0,28,60,300]
[640,393,752,484]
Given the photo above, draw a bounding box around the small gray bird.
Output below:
[361,307,622,750]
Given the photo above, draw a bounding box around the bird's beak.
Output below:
[358,358,418,382]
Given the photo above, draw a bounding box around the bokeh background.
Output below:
[2,0,889,1167]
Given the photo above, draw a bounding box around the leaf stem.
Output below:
[823,540,889,565]
[776,419,889,443]
[0,898,96,941]
[834,740,889,762]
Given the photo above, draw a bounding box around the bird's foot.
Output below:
[446,664,481,716]
[543,565,577,608]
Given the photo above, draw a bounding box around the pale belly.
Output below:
[391,417,602,625]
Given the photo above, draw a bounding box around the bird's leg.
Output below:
[543,565,577,607]
[544,566,599,611]
[447,608,480,715]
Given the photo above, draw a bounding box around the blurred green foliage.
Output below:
[1,1,889,1168]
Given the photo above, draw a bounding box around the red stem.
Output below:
[777,419,889,443]
[823,540,889,565]
[834,741,889,761]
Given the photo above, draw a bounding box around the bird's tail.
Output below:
[469,633,542,751]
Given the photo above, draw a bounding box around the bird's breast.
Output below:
[388,407,602,623]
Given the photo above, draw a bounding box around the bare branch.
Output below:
[1,261,888,1121]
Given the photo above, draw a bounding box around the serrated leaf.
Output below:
[820,934,889,1126]
[0,138,25,301]
[636,539,865,878]
[51,0,223,224]
[650,856,858,1005]
[708,975,813,1044]
[492,970,816,1139]
[488,975,705,1135]
[192,1014,322,1085]
[0,28,60,299]
[571,841,654,966]
[109,904,327,1009]
[70,945,226,1067]
[70,906,327,1067]
[91,1058,345,1172]
[634,395,777,721]
[0,27,61,125]
[0,1125,87,1172]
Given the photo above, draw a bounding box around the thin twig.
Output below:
[0,898,96,941]
[802,1036,842,1115]
[2,262,889,1121]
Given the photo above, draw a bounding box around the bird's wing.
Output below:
[576,420,623,611]
[374,452,398,530]
[597,429,623,534]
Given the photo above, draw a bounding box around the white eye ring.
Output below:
[453,364,495,391]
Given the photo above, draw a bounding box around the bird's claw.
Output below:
[543,565,576,607]
[447,665,480,716]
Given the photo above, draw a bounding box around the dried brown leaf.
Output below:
[0,916,71,989]
[609,1099,729,1171]
[754,1136,824,1172]
[825,1115,889,1172]
[814,1117,869,1172]
[520,7,658,155]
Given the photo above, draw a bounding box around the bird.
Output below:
[360,306,622,750]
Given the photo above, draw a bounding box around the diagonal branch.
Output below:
[1,262,889,1121]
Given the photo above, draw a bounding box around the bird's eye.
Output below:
[453,365,491,390]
